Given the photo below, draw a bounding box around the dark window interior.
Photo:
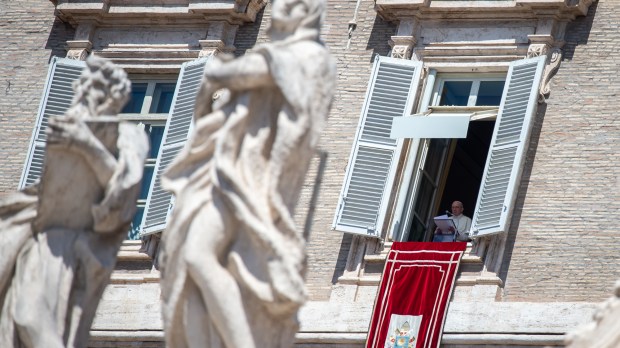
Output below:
[437,120,495,222]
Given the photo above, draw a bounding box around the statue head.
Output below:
[268,0,324,41]
[67,56,131,119]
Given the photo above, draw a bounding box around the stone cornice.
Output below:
[53,0,266,27]
[375,0,594,22]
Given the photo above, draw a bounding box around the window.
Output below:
[20,57,209,240]
[436,78,505,107]
[119,80,177,240]
[398,76,504,242]
[333,55,546,240]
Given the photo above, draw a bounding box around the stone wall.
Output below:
[0,1,73,193]
[502,0,620,302]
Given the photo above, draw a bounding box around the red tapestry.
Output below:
[366,242,467,348]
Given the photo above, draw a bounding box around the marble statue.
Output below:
[0,57,148,348]
[157,0,336,346]
[565,280,620,348]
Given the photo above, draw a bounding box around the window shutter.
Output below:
[333,56,423,237]
[19,57,86,189]
[140,58,208,236]
[470,56,546,237]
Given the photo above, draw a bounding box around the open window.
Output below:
[334,55,546,241]
[139,57,209,237]
[392,73,506,242]
[118,79,177,240]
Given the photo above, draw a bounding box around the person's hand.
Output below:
[47,116,94,149]
[448,226,455,232]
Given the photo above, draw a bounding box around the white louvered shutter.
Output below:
[19,57,85,189]
[140,58,208,236]
[470,56,546,237]
[333,56,423,236]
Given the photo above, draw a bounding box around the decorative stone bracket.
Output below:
[389,36,415,60]
[527,36,563,103]
[66,21,97,61]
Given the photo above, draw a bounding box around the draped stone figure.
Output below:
[158,0,336,346]
[565,280,620,348]
[0,57,148,348]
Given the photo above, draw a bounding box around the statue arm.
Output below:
[204,53,275,91]
[194,53,274,119]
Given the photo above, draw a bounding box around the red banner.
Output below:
[366,242,467,348]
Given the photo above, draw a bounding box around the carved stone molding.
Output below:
[527,43,550,58]
[66,21,96,60]
[54,0,267,26]
[538,48,563,103]
[199,22,237,57]
[389,36,415,60]
[198,40,235,58]
[375,0,591,63]
[66,41,92,60]
[375,0,594,22]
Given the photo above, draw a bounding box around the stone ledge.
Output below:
[54,0,267,26]
[109,272,160,284]
[116,241,151,262]
[375,0,593,22]
[295,332,367,344]
[90,330,163,341]
[442,333,565,346]
[455,275,503,286]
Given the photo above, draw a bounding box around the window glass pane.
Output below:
[439,81,472,106]
[145,125,165,158]
[122,83,148,113]
[139,166,155,201]
[476,81,505,106]
[128,207,145,240]
[413,174,435,225]
[424,139,447,180]
[150,83,176,113]
[408,218,426,242]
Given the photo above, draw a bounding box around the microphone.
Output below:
[445,210,453,217]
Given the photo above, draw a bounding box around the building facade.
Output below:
[1,0,617,347]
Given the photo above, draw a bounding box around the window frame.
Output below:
[119,77,177,240]
[392,72,507,242]
[389,57,546,241]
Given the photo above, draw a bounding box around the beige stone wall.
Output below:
[502,0,620,302]
[0,1,74,193]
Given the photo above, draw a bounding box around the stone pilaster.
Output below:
[66,21,96,60]
[199,21,237,57]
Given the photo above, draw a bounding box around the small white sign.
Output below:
[390,115,470,139]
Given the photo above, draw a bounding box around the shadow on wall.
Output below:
[366,15,396,62]
[499,103,547,287]
[562,0,598,61]
[331,232,354,284]
[234,5,267,57]
[46,18,76,62]
[499,1,599,289]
